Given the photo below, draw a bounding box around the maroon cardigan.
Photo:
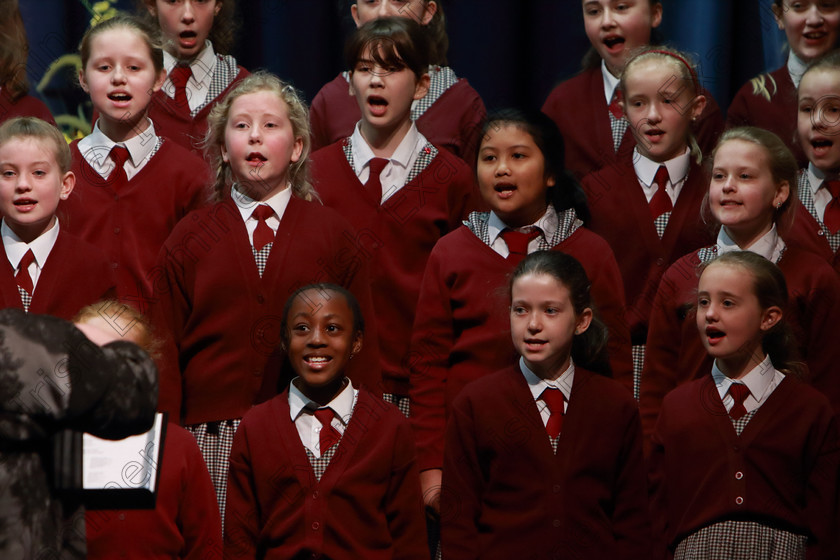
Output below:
[224,388,428,560]
[542,67,724,180]
[86,423,222,560]
[640,246,840,444]
[0,227,116,319]
[726,66,805,167]
[581,154,715,342]
[147,65,249,156]
[311,139,478,395]
[63,139,209,303]
[309,72,486,164]
[408,222,632,472]
[0,89,55,125]
[442,364,651,560]
[649,375,839,559]
[153,196,381,425]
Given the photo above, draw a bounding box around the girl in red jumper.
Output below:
[581,47,714,397]
[0,0,55,125]
[409,108,632,518]
[650,251,839,559]
[727,0,840,167]
[63,15,208,303]
[442,251,650,560]
[80,300,222,560]
[542,0,723,179]
[311,16,476,416]
[140,0,248,154]
[786,50,840,272]
[153,72,380,524]
[641,127,840,444]
[225,283,428,560]
[310,0,485,164]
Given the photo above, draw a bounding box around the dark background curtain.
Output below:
[21,0,788,132]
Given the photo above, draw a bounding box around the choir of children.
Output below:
[6,2,840,558]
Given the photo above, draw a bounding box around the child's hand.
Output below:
[420,468,443,516]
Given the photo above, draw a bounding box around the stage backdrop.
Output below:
[20,0,789,141]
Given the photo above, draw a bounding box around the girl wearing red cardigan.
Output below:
[442,251,650,560]
[409,108,632,519]
[785,50,840,272]
[649,251,839,559]
[64,15,208,302]
[153,72,380,524]
[641,127,840,445]
[140,0,248,155]
[225,283,427,560]
[310,0,485,164]
[311,16,477,415]
[581,47,714,396]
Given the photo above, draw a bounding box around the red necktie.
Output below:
[364,158,389,202]
[169,65,192,113]
[649,165,673,219]
[500,228,540,265]
[823,181,840,234]
[313,408,341,452]
[608,90,623,119]
[108,145,129,187]
[541,388,566,438]
[15,249,35,295]
[728,384,750,420]
[251,205,275,251]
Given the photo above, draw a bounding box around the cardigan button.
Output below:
[553,484,561,493]
[118,513,125,521]
[114,227,120,234]
[553,519,561,527]
[818,229,825,236]
[311,521,320,531]
[257,294,265,304]
[312,490,319,499]
[735,496,743,505]
[656,258,665,267]
[735,471,743,480]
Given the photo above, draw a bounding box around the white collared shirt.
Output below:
[77,119,158,181]
[162,41,217,112]
[807,164,836,222]
[633,146,691,205]
[289,378,358,458]
[717,224,786,263]
[601,60,620,105]
[520,356,574,422]
[787,50,808,89]
[2,219,59,291]
[350,122,427,203]
[487,205,557,258]
[712,355,783,415]
[231,184,292,247]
